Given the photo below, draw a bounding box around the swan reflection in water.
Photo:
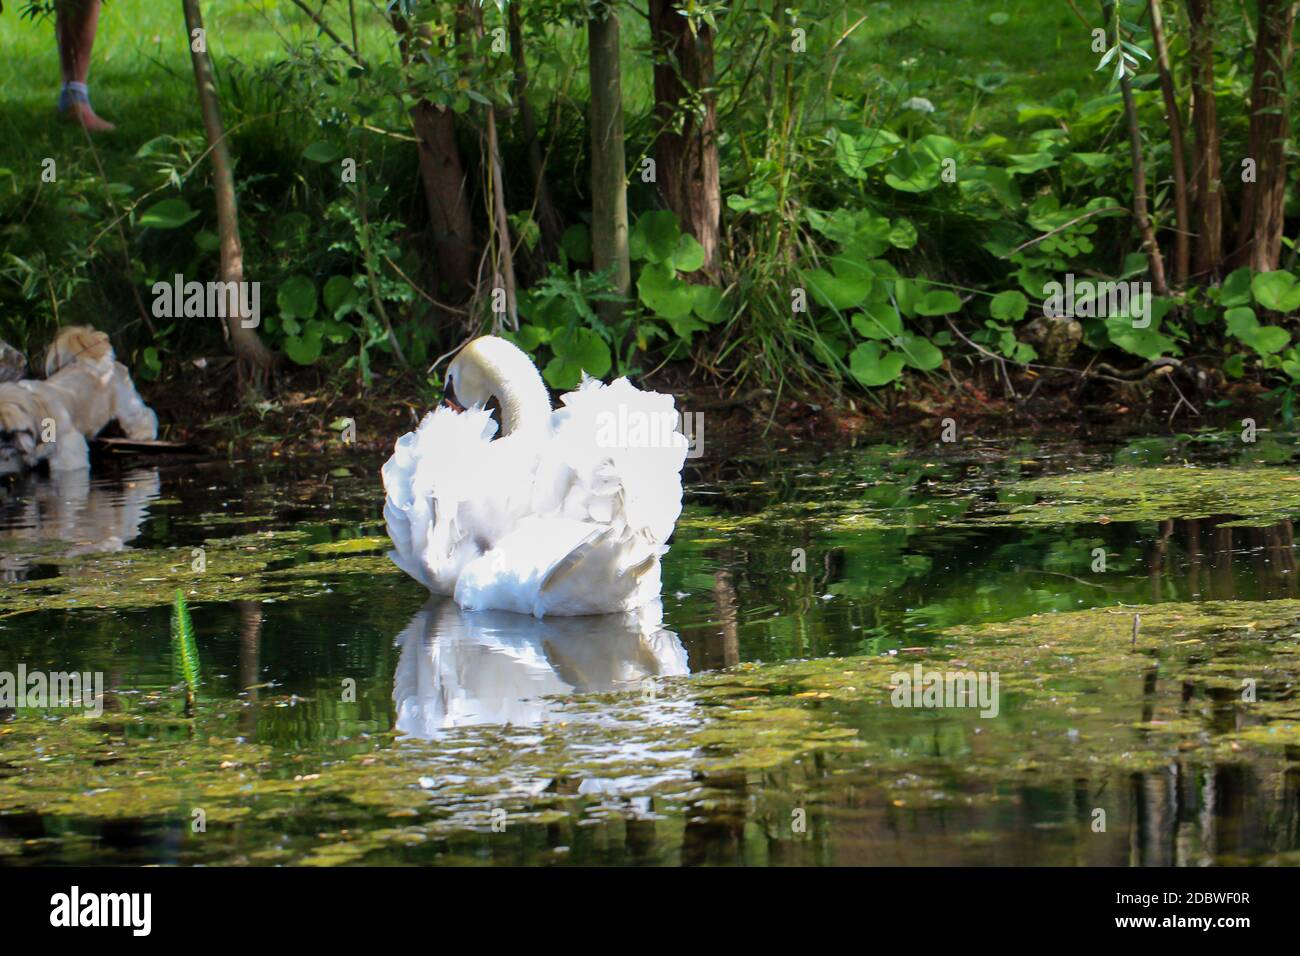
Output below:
[0,467,161,581]
[393,599,688,735]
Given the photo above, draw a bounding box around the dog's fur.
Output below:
[0,327,157,474]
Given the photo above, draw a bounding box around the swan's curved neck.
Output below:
[487,350,551,439]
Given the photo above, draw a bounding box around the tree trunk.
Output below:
[1186,0,1224,279]
[1149,0,1191,285]
[649,0,723,282]
[485,105,519,330]
[470,1,518,330]
[1233,0,1297,272]
[508,3,562,260]
[1119,68,1170,295]
[409,102,477,299]
[182,0,275,391]
[587,6,631,321]
[390,11,478,299]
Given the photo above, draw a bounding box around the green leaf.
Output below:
[834,127,903,178]
[323,275,359,317]
[1104,316,1175,360]
[884,135,961,193]
[1227,307,1290,355]
[1219,267,1253,307]
[990,290,1029,321]
[1248,326,1291,355]
[852,302,903,340]
[888,218,918,249]
[513,324,551,351]
[139,198,199,230]
[849,342,906,387]
[671,233,706,273]
[915,289,962,316]
[303,141,342,163]
[895,278,922,317]
[284,329,324,365]
[802,259,874,311]
[1252,271,1300,313]
[689,285,728,324]
[726,183,779,215]
[278,275,318,321]
[637,263,693,319]
[544,327,611,389]
[1225,307,1259,338]
[899,333,944,370]
[630,211,681,264]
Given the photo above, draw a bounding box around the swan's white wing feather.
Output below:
[383,405,505,593]
[534,377,687,547]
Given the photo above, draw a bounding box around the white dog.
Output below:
[0,326,158,474]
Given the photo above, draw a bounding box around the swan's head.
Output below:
[445,336,551,437]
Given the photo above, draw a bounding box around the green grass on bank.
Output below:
[0,1,1094,167]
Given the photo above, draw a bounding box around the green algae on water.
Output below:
[981,466,1300,526]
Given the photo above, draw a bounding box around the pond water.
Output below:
[2,430,1299,866]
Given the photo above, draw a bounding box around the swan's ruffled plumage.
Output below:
[383,340,688,617]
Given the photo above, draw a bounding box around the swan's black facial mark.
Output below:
[485,396,502,432]
[442,374,465,413]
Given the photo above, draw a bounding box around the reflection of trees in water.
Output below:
[1149,516,1296,602]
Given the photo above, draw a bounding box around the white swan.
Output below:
[382,336,688,617]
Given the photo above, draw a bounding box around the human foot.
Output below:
[58,84,115,132]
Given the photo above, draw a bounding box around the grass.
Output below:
[0,0,1101,211]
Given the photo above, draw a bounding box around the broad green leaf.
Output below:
[139,198,199,230]
[833,127,902,178]
[689,285,728,324]
[544,327,611,389]
[888,218,918,249]
[303,141,342,163]
[899,333,944,370]
[802,257,874,311]
[1219,267,1253,307]
[884,135,961,193]
[990,290,1028,321]
[849,342,906,387]
[1252,271,1300,313]
[278,275,318,320]
[915,289,962,316]
[323,275,359,317]
[630,211,680,264]
[672,233,706,273]
[284,330,323,365]
[637,263,693,319]
[852,302,902,340]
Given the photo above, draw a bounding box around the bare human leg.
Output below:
[56,0,114,132]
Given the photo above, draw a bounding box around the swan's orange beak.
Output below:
[442,378,465,413]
